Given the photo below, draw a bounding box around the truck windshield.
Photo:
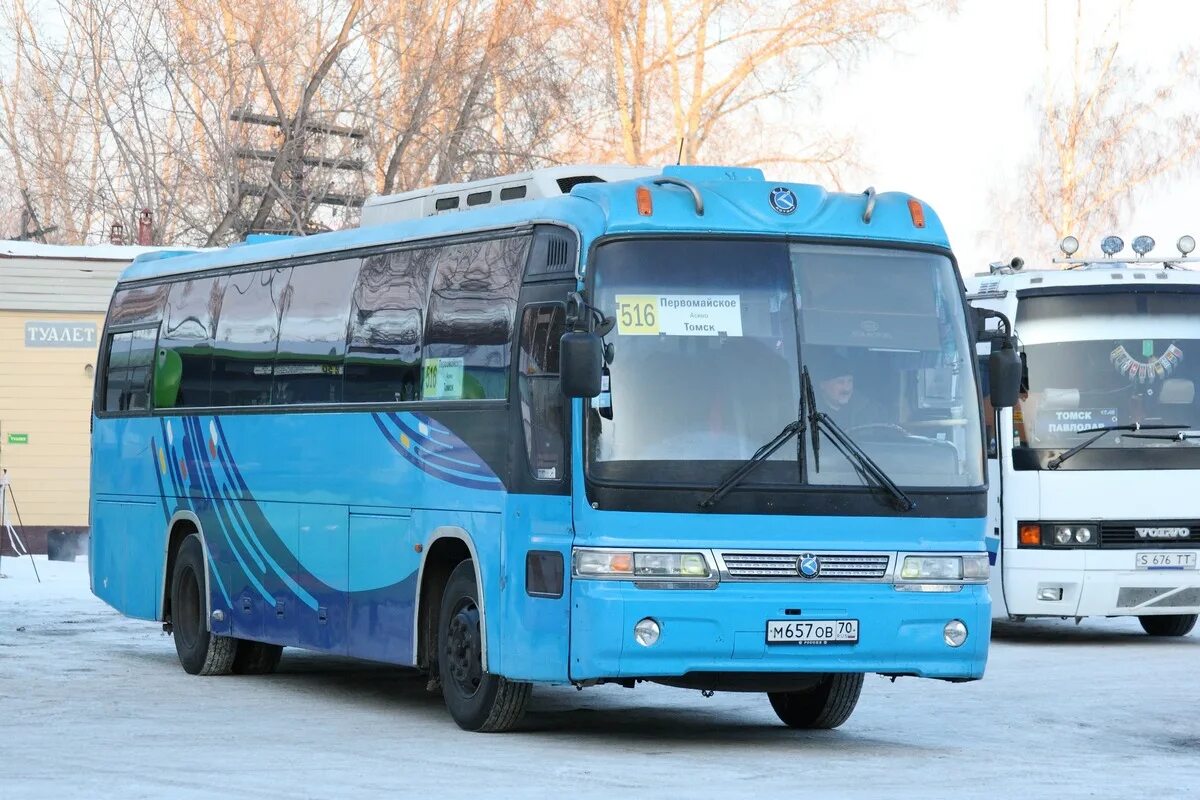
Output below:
[587,238,983,490]
[1014,291,1200,458]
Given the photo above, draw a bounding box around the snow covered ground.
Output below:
[1,554,1197,799]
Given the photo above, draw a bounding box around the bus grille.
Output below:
[718,552,891,581]
[1100,522,1199,549]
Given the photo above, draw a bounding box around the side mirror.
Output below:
[559,330,603,398]
[988,341,1022,409]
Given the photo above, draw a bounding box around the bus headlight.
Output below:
[901,556,962,580]
[573,548,713,579]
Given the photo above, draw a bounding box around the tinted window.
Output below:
[273,259,359,404]
[125,327,156,411]
[159,276,225,408]
[346,248,435,403]
[518,303,566,480]
[104,331,133,411]
[109,284,169,326]
[424,236,526,400]
[103,327,157,413]
[210,268,288,407]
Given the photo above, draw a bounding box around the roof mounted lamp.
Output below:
[1059,235,1080,257]
[1100,235,1124,258]
[1177,235,1196,257]
[1132,235,1155,258]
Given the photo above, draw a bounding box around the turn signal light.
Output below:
[636,186,653,216]
[908,198,926,228]
[1019,524,1041,546]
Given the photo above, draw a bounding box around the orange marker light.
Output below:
[908,198,926,228]
[1019,524,1041,546]
[610,554,634,573]
[636,185,653,216]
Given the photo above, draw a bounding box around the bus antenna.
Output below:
[676,139,685,166]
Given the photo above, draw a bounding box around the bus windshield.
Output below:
[1015,291,1200,456]
[588,238,983,490]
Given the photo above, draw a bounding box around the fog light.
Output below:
[1037,587,1063,601]
[634,617,661,647]
[943,620,967,648]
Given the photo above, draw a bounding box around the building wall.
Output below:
[0,309,103,542]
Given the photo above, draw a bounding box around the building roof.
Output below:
[121,166,951,284]
[0,240,190,313]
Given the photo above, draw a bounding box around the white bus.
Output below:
[968,235,1200,636]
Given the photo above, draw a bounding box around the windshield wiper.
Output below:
[698,416,806,510]
[1047,422,1189,469]
[1122,430,1200,442]
[802,367,916,512]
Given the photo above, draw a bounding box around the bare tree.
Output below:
[992,0,1200,264]
[557,0,940,176]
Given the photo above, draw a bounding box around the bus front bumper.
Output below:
[568,581,990,684]
[1003,551,1200,618]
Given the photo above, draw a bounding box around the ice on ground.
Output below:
[1,556,1197,799]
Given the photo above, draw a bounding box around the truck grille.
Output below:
[1100,522,1199,549]
[718,552,892,581]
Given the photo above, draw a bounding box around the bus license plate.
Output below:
[1135,552,1198,570]
[766,619,858,645]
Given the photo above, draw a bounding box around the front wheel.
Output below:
[1138,614,1198,637]
[170,533,238,675]
[437,560,531,732]
[768,673,863,729]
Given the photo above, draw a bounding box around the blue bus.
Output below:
[90,165,1018,731]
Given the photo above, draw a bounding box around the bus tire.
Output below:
[768,673,863,729]
[1138,614,1198,637]
[233,641,284,675]
[170,533,238,676]
[437,560,531,732]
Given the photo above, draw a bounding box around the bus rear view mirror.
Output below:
[560,331,603,398]
[989,343,1022,409]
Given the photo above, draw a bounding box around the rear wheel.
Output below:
[768,673,864,729]
[1138,614,1198,637]
[437,560,531,732]
[233,641,284,674]
[170,533,238,675]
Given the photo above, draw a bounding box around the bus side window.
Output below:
[159,275,226,409]
[424,236,527,400]
[518,303,566,481]
[211,268,289,407]
[345,248,434,403]
[103,331,134,412]
[273,258,360,405]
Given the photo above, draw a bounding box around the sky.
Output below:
[819,0,1199,274]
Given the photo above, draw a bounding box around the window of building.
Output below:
[423,236,527,400]
[210,268,289,407]
[158,275,226,408]
[345,248,436,403]
[518,303,566,480]
[273,259,359,405]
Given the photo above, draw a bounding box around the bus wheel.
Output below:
[170,533,238,675]
[1138,614,1198,637]
[767,673,863,729]
[437,560,531,732]
[233,641,284,675]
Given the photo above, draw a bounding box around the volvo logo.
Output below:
[797,554,821,579]
[769,187,798,215]
[1136,527,1191,539]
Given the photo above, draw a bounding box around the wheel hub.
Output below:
[444,599,482,696]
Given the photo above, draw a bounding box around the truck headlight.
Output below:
[573,548,712,579]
